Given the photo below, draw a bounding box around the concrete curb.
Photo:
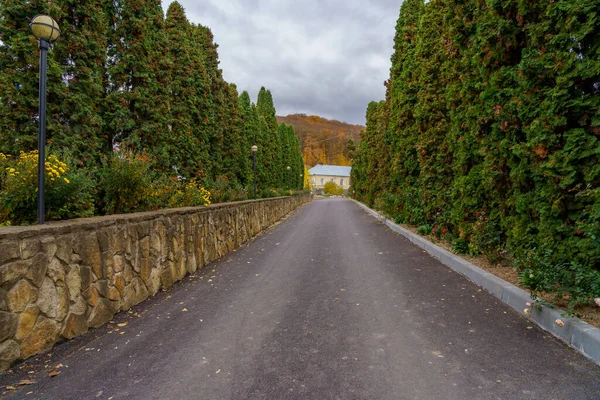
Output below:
[353,200,600,366]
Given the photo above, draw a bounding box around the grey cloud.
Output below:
[162,0,402,124]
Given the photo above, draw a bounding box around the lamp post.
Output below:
[30,15,60,225]
[286,166,291,190]
[252,145,258,199]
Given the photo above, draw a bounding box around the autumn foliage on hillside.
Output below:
[277,114,363,167]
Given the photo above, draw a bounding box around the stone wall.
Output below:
[0,195,310,371]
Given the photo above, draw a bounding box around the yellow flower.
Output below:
[64,178,70,184]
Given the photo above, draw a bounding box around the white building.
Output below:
[308,164,351,193]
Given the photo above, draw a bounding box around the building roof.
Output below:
[308,164,352,177]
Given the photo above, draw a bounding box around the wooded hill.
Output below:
[351,0,600,310]
[277,114,364,167]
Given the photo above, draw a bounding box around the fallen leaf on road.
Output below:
[555,319,564,327]
[120,332,126,335]
[17,380,35,386]
[49,370,60,377]
[182,308,189,312]
[5,385,16,391]
[117,322,128,327]
[55,363,63,369]
[216,369,221,374]
[275,243,280,246]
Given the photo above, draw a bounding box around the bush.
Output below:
[0,151,94,224]
[168,178,211,208]
[98,151,153,214]
[323,181,344,196]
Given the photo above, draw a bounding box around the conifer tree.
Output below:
[256,87,279,188]
[0,0,63,155]
[104,0,171,164]
[52,0,109,164]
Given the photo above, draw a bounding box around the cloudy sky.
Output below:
[161,0,402,125]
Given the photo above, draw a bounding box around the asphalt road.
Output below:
[2,198,600,400]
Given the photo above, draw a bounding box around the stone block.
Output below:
[83,286,100,307]
[69,296,87,315]
[113,255,126,273]
[66,266,81,300]
[0,311,18,342]
[56,283,69,322]
[139,257,151,282]
[87,298,115,329]
[146,268,162,296]
[40,236,57,260]
[19,238,40,260]
[55,235,72,263]
[1,259,30,285]
[27,253,48,288]
[0,241,19,264]
[16,305,39,340]
[136,222,151,239]
[113,273,126,294]
[79,233,102,279]
[37,277,58,319]
[160,266,174,289]
[61,313,88,339]
[19,316,58,359]
[121,277,148,310]
[0,340,20,371]
[7,279,38,313]
[47,257,66,283]
[80,265,92,290]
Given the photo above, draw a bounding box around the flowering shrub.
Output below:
[0,151,94,224]
[168,178,211,208]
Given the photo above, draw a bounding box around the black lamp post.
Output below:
[286,166,291,190]
[252,145,258,199]
[30,15,60,224]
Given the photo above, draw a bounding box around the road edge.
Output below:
[353,199,600,367]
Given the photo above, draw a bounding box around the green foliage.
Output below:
[98,152,153,215]
[353,0,600,306]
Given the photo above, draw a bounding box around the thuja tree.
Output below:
[239,91,261,186]
[164,3,210,178]
[0,0,64,155]
[504,0,600,302]
[356,0,600,307]
[105,0,171,165]
[256,87,281,188]
[52,0,109,165]
[221,83,250,186]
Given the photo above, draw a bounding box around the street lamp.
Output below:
[252,145,258,199]
[286,166,291,190]
[30,15,60,224]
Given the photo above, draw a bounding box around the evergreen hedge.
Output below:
[351,0,600,309]
[0,1,304,223]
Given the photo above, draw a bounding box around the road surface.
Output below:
[2,198,600,399]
